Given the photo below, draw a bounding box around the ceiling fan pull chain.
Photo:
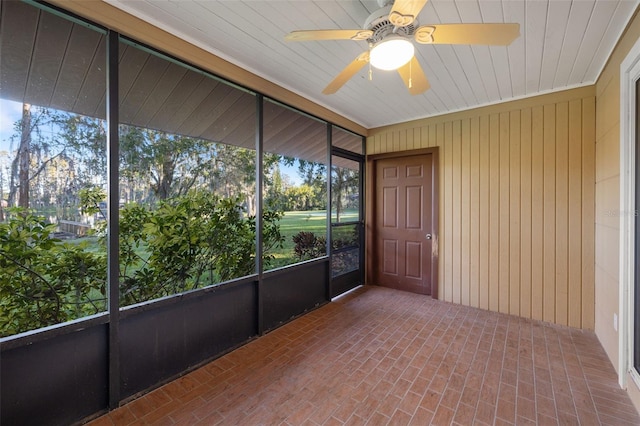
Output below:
[369,61,373,81]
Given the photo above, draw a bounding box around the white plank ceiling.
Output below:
[105,0,639,129]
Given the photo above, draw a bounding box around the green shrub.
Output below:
[292,231,326,260]
[0,192,284,336]
[114,192,283,305]
[117,192,283,305]
[0,209,106,337]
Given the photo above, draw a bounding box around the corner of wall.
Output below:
[627,374,640,414]
[594,2,640,409]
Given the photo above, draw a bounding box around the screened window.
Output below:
[331,156,361,278]
[0,2,107,336]
[330,126,363,283]
[263,99,328,270]
[117,39,259,306]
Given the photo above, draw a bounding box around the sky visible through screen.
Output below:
[0,98,304,196]
[0,99,22,152]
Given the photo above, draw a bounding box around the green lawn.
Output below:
[55,209,359,269]
[268,209,358,268]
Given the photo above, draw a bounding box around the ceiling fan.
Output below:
[285,0,520,95]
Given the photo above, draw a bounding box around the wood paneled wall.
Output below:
[593,6,640,397]
[367,87,595,329]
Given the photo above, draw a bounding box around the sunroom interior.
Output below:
[3,0,640,425]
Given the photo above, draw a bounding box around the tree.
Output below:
[209,143,256,214]
[283,184,318,211]
[0,150,8,221]
[296,159,326,210]
[331,166,359,222]
[4,105,96,213]
[17,103,31,208]
[118,126,248,204]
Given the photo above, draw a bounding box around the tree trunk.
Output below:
[333,168,345,222]
[8,146,19,207]
[18,103,31,208]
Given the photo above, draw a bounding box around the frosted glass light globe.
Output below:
[369,37,415,71]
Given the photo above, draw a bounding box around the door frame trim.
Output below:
[620,35,640,390]
[366,147,439,298]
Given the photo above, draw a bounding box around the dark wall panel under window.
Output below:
[1,324,108,426]
[263,261,329,331]
[119,280,258,399]
[331,270,362,298]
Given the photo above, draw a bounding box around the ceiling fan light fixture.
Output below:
[369,36,414,71]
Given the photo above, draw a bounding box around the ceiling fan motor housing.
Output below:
[364,6,418,44]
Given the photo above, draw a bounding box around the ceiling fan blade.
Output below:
[397,57,430,95]
[323,51,370,95]
[285,29,373,42]
[389,0,428,27]
[415,23,520,45]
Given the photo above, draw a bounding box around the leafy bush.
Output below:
[117,192,284,305]
[0,192,284,336]
[0,209,106,337]
[292,226,360,262]
[292,231,326,260]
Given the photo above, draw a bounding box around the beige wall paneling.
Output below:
[593,13,625,377]
[581,97,595,331]
[556,102,570,326]
[479,115,491,311]
[366,87,596,329]
[568,99,583,329]
[543,104,557,323]
[411,128,419,151]
[461,118,471,307]
[499,112,511,314]
[592,5,640,401]
[428,125,437,148]
[509,111,522,317]
[489,114,500,313]
[592,5,627,376]
[520,108,533,319]
[419,126,428,149]
[469,116,481,309]
[443,122,453,301]
[399,129,407,151]
[452,120,462,305]
[531,106,545,322]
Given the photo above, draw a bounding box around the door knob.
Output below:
[425,233,432,240]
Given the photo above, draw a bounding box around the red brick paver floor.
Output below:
[88,286,640,425]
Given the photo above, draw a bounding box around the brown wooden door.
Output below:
[375,154,434,295]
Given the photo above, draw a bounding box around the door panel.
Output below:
[375,154,434,295]
[406,242,422,278]
[383,187,398,227]
[406,186,422,228]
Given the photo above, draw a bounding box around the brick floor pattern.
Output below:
[89,286,640,425]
